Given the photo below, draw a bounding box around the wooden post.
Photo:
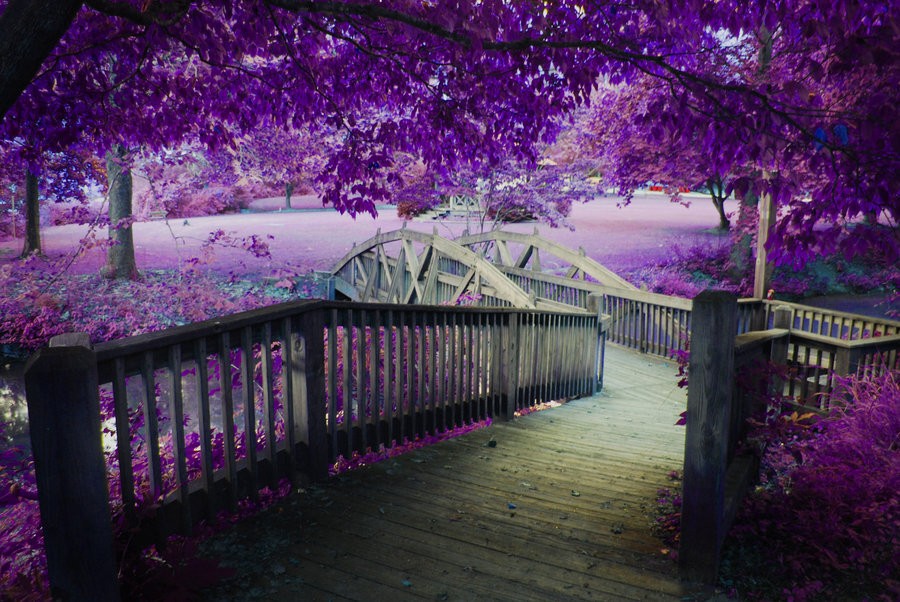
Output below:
[680,291,738,584]
[753,184,776,300]
[770,305,792,397]
[501,312,520,420]
[833,346,862,379]
[587,293,605,394]
[24,335,121,601]
[315,271,336,300]
[294,310,329,482]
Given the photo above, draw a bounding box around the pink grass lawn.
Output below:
[0,191,725,279]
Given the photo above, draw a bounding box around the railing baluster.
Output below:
[453,314,464,425]
[438,312,447,430]
[384,311,394,445]
[218,332,237,513]
[140,351,163,506]
[167,344,190,533]
[261,322,277,489]
[356,309,368,454]
[194,338,216,522]
[240,326,258,501]
[280,318,297,474]
[327,310,338,460]
[416,311,427,434]
[426,312,437,434]
[113,358,135,523]
[369,310,382,449]
[395,311,405,444]
[463,313,472,424]
[407,311,418,435]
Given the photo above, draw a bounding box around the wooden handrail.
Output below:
[762,298,900,331]
[789,330,900,349]
[454,229,637,290]
[595,284,694,310]
[26,297,609,598]
[734,328,789,354]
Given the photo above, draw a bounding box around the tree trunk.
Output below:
[285,181,294,210]
[103,145,137,280]
[712,195,729,230]
[728,188,756,281]
[20,168,40,256]
[706,176,729,230]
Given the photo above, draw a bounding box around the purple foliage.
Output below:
[722,369,900,600]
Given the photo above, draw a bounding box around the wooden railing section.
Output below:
[679,293,900,583]
[330,227,636,312]
[24,298,607,599]
[597,287,900,407]
[597,285,693,356]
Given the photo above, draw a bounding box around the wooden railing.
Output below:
[679,294,900,583]
[24,298,607,599]
[598,289,900,404]
[757,299,900,339]
[597,285,693,356]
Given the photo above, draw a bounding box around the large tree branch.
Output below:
[0,0,83,119]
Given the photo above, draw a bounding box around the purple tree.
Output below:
[0,1,897,272]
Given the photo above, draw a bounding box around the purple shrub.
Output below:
[722,368,900,600]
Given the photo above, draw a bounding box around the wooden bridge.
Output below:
[21,228,900,599]
[196,345,698,601]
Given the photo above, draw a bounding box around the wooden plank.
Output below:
[437,313,448,430]
[327,311,338,460]
[495,239,513,266]
[341,312,353,455]
[218,332,237,513]
[260,323,277,489]
[194,338,216,522]
[416,312,427,433]
[384,311,395,445]
[450,266,476,303]
[355,310,368,454]
[198,345,695,601]
[23,344,121,600]
[394,312,405,444]
[369,311,381,447]
[112,358,136,521]
[141,351,163,502]
[240,326,259,501]
[405,312,417,437]
[456,229,636,290]
[384,244,406,303]
[281,319,298,471]
[168,344,191,532]
[299,309,329,481]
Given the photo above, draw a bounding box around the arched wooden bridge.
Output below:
[330,226,635,312]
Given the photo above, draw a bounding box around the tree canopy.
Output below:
[1,1,898,265]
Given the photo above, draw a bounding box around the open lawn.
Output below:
[0,192,722,280]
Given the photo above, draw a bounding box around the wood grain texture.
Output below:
[198,345,705,601]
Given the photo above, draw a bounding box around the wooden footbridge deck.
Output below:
[197,345,704,601]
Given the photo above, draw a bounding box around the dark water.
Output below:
[800,292,897,322]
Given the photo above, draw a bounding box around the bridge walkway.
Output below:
[198,345,715,601]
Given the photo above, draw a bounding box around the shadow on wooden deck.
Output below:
[198,345,719,601]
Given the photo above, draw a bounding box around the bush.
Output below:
[720,368,900,600]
